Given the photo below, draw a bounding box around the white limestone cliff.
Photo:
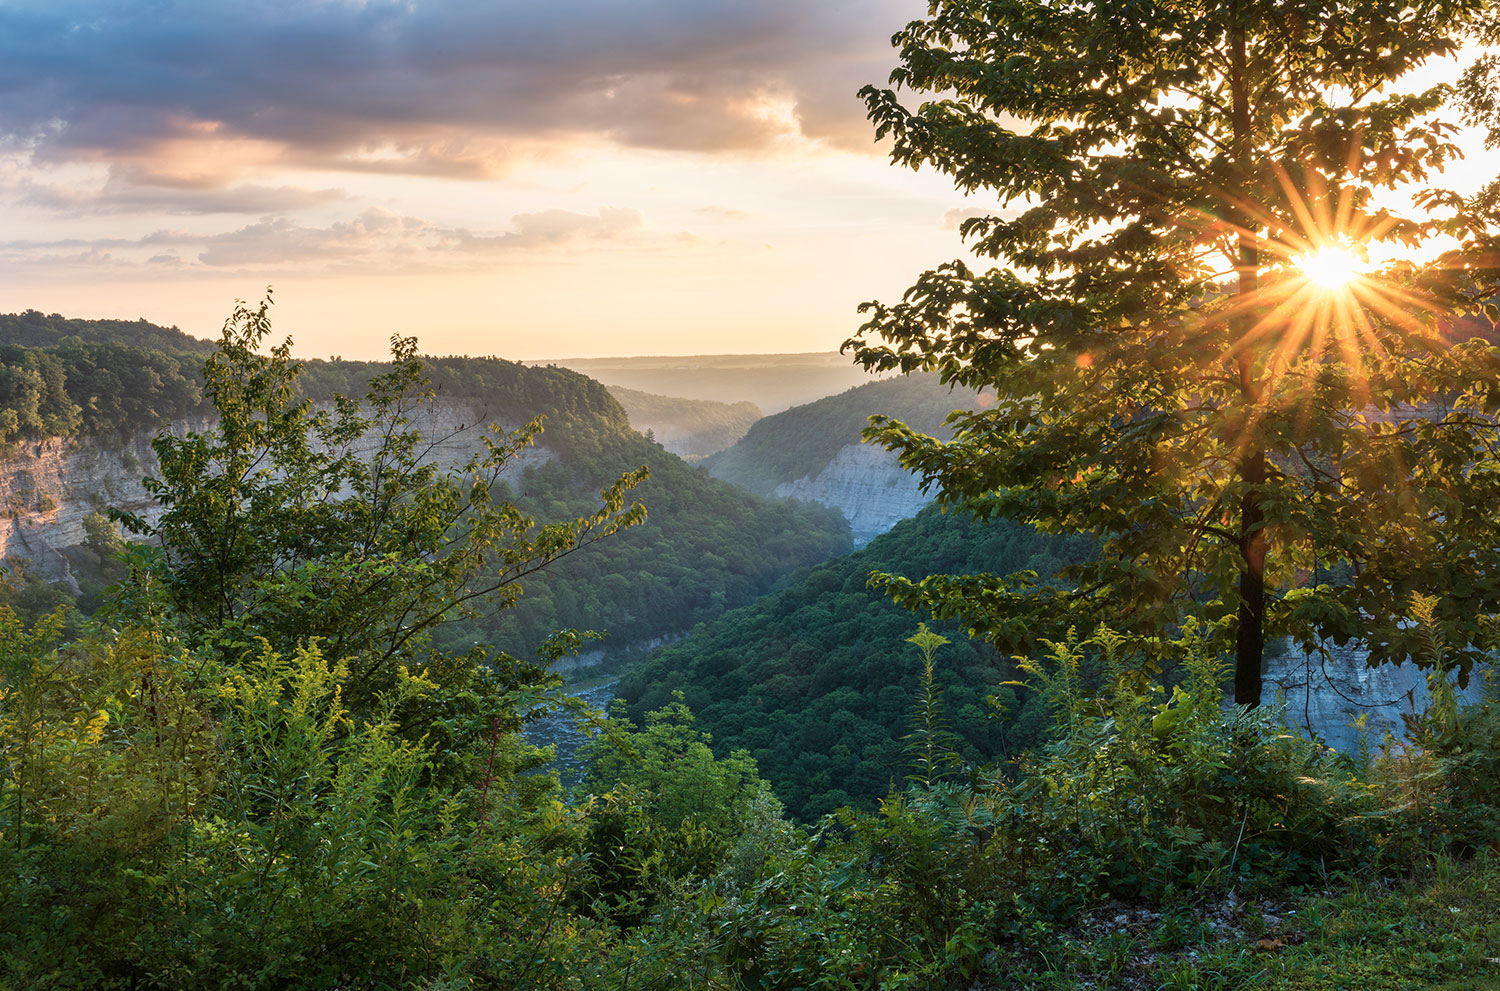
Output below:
[0,400,550,587]
[773,443,933,547]
[1264,638,1490,751]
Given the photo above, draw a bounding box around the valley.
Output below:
[4,308,1498,990]
[3,313,1482,783]
[8,1,1500,984]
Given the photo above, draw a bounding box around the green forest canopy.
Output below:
[702,372,983,497]
[618,505,1093,821]
[0,310,218,352]
[0,317,852,664]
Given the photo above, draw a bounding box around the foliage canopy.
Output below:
[848,0,1500,702]
[113,297,647,707]
[619,506,1093,819]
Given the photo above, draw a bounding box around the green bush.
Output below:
[575,695,782,925]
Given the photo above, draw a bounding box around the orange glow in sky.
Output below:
[0,3,1492,360]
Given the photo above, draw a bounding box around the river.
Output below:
[523,679,618,787]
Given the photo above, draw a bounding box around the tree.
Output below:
[1457,11,1500,198]
[847,0,1500,704]
[115,296,647,707]
[82,511,124,567]
[0,345,80,446]
[577,693,782,920]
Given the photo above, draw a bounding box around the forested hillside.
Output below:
[0,318,851,663]
[0,310,217,352]
[0,338,210,445]
[617,506,1094,820]
[702,373,980,497]
[488,454,849,657]
[0,323,637,455]
[304,356,849,658]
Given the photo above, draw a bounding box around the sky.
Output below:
[0,1,1492,360]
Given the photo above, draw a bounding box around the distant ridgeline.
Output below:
[0,312,851,663]
[0,310,219,352]
[702,373,980,498]
[535,351,876,415]
[617,505,1095,821]
[605,385,761,458]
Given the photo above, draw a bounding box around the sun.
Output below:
[1295,244,1369,290]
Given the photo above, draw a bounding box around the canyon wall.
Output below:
[0,401,550,588]
[1264,638,1489,751]
[773,443,933,547]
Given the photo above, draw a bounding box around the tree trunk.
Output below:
[1230,16,1265,707]
[1235,450,1267,706]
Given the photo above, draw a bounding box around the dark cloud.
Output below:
[0,0,903,182]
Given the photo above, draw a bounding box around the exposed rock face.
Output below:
[768,442,1494,747]
[1264,639,1489,751]
[773,443,933,547]
[0,423,202,587]
[0,400,551,587]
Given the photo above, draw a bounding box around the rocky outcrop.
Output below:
[1264,639,1489,751]
[0,423,203,587]
[0,400,551,586]
[773,443,933,547]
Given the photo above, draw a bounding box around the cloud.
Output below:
[445,207,643,251]
[941,204,1026,231]
[16,172,347,215]
[695,205,753,222]
[0,0,904,183]
[0,205,655,272]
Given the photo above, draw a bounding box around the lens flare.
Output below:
[1295,244,1368,290]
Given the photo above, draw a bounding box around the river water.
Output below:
[523,680,618,787]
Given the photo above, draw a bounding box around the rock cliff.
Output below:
[767,450,1494,746]
[772,443,933,547]
[0,400,550,587]
[1264,639,1489,750]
